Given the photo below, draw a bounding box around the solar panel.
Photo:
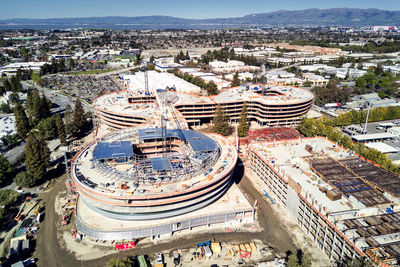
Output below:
[93,141,133,160]
[182,130,218,152]
[151,157,172,172]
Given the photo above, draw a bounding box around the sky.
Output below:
[1,0,400,20]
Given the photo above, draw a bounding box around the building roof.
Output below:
[365,142,400,154]
[351,133,396,142]
[93,141,133,160]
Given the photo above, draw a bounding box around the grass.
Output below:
[67,69,114,75]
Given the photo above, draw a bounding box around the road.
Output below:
[94,65,143,78]
[35,162,296,267]
[23,81,92,113]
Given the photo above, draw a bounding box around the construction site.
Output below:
[69,117,255,243]
[247,136,400,266]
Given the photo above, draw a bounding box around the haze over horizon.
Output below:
[2,0,400,20]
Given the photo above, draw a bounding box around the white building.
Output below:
[0,62,48,76]
[154,57,183,72]
[209,60,259,74]
[302,73,329,86]
[388,127,400,137]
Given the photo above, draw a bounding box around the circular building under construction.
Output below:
[71,126,253,241]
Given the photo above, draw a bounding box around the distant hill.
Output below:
[1,8,400,29]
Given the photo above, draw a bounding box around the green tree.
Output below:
[25,132,50,183]
[207,81,218,95]
[375,63,384,76]
[230,72,241,87]
[31,88,42,123]
[56,114,66,145]
[64,104,75,135]
[1,134,19,149]
[39,92,51,120]
[0,189,19,207]
[106,257,134,267]
[14,103,30,139]
[14,171,36,188]
[237,102,249,137]
[0,155,14,184]
[36,116,57,140]
[0,103,12,113]
[212,105,232,136]
[287,254,300,267]
[73,98,86,133]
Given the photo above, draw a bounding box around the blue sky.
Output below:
[2,0,400,19]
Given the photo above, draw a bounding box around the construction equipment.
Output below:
[61,209,74,225]
[197,241,211,247]
[14,201,26,221]
[34,205,40,216]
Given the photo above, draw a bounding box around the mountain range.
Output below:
[1,8,400,29]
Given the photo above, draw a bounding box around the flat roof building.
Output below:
[248,137,400,265]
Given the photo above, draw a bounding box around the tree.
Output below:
[149,55,155,63]
[25,132,50,183]
[237,102,249,137]
[0,103,12,113]
[31,88,42,123]
[0,189,19,207]
[375,63,384,76]
[1,134,19,149]
[0,155,14,184]
[207,81,218,95]
[36,116,57,140]
[14,103,30,139]
[39,92,51,120]
[56,114,66,145]
[73,98,86,133]
[212,105,232,136]
[287,254,300,267]
[64,104,75,135]
[230,72,241,87]
[106,257,134,267]
[14,172,36,188]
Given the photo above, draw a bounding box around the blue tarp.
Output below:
[151,157,172,171]
[93,141,133,160]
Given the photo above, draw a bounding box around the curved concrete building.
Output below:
[94,84,313,129]
[70,125,253,241]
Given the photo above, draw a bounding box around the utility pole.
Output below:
[363,104,370,134]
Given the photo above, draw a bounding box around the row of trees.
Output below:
[2,75,23,94]
[212,103,249,137]
[39,58,67,76]
[168,68,218,95]
[200,47,258,66]
[174,50,190,63]
[298,117,400,175]
[331,106,400,127]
